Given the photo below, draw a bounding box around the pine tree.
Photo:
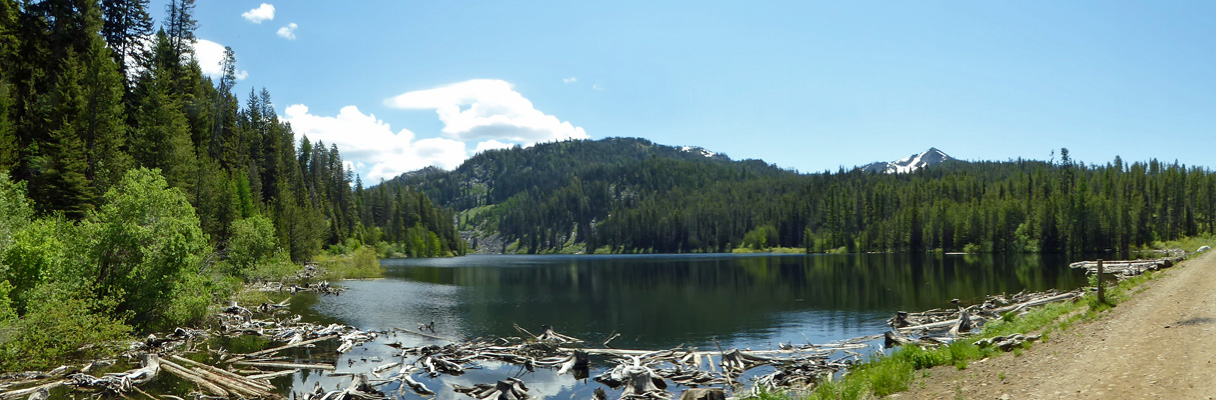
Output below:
[132,42,196,192]
[100,0,152,88]
[162,0,195,63]
[38,50,96,218]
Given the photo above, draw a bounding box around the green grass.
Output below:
[787,266,1165,400]
[1147,234,1216,253]
[731,246,809,254]
[314,246,384,280]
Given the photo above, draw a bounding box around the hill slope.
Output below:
[380,139,1216,255]
[383,137,797,253]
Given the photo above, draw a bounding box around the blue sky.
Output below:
[164,1,1216,181]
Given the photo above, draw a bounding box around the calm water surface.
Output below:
[277,253,1088,399]
[313,253,1086,349]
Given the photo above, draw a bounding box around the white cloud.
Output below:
[592,83,603,91]
[473,139,514,154]
[562,77,577,84]
[193,39,249,80]
[282,104,468,181]
[242,3,275,23]
[384,79,589,143]
[276,23,298,40]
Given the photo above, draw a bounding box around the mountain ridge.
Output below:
[860,147,958,174]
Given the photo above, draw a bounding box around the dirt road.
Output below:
[902,250,1216,399]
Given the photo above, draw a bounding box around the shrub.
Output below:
[226,215,279,278]
[83,168,213,329]
[0,284,130,370]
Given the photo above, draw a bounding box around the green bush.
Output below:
[0,218,75,314]
[0,284,130,371]
[226,215,279,277]
[0,173,33,251]
[84,168,213,329]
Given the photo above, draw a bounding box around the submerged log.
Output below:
[64,353,159,394]
[234,333,339,361]
[453,378,530,400]
[159,359,228,397]
[232,361,336,370]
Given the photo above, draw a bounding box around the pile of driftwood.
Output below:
[1069,250,1186,280]
[884,288,1084,350]
[245,263,347,295]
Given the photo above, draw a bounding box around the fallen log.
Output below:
[245,369,298,380]
[989,291,1081,315]
[975,334,1041,352]
[159,359,228,397]
[64,353,159,394]
[0,380,65,400]
[232,361,336,370]
[232,333,339,361]
[169,355,276,392]
[168,356,279,398]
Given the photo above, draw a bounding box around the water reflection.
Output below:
[313,253,1085,350]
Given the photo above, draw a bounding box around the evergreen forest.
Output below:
[394,138,1216,255]
[0,0,463,368]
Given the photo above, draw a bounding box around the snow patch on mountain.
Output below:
[681,146,717,158]
[861,148,956,174]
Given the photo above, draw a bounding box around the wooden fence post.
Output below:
[1096,259,1105,304]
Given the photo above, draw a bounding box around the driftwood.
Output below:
[168,355,279,398]
[233,361,336,370]
[895,289,1083,335]
[948,307,973,337]
[65,353,159,394]
[453,378,530,400]
[234,333,338,361]
[0,380,65,400]
[679,388,725,400]
[594,356,671,400]
[160,358,229,397]
[301,373,386,400]
[975,334,1041,352]
[1069,251,1185,280]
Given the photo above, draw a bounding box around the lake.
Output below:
[273,253,1088,399]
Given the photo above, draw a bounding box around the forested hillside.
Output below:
[392,139,1216,255]
[0,0,463,368]
[0,0,464,260]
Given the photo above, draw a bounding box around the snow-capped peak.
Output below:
[861,148,956,174]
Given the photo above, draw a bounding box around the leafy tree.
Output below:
[85,168,211,329]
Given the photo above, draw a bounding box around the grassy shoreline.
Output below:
[761,256,1184,400]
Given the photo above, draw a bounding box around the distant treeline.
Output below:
[0,0,465,260]
[395,138,1215,254]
